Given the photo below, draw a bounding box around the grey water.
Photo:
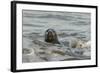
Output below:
[22,10,91,63]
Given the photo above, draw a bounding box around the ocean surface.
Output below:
[22,10,91,63]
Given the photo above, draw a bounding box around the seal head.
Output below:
[45,29,60,44]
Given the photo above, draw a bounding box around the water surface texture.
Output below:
[22,10,91,63]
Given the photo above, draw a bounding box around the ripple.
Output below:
[24,23,44,27]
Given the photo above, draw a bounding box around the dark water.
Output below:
[22,10,91,63]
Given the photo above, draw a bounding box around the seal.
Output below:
[44,29,60,44]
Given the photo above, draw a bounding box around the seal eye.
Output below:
[44,29,60,44]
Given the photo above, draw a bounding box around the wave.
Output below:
[23,23,44,27]
[22,40,90,62]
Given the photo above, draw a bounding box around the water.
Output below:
[22,10,91,63]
